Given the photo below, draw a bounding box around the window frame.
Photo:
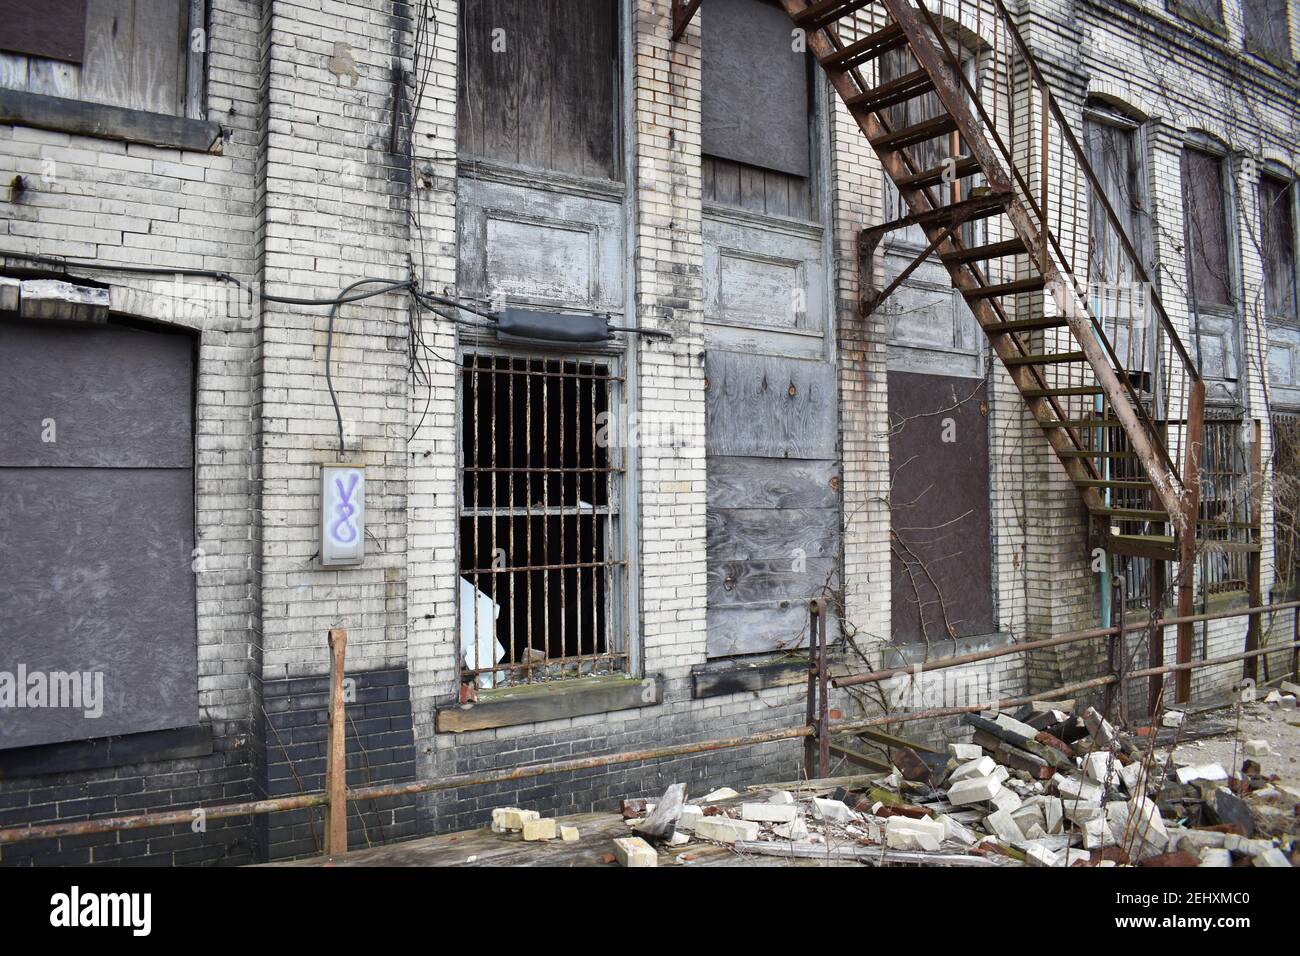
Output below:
[453,344,632,693]
[1240,0,1297,68]
[0,0,215,151]
[1181,139,1244,384]
[455,0,624,186]
[1259,169,1300,327]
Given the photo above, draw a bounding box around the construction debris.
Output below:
[612,836,657,868]
[602,696,1298,868]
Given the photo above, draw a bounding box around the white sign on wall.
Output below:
[320,464,365,567]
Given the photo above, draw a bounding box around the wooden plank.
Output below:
[827,741,892,772]
[706,601,838,657]
[706,507,838,563]
[0,52,29,91]
[435,676,660,733]
[707,456,839,510]
[732,840,1000,865]
[82,0,133,109]
[0,88,221,151]
[705,351,837,458]
[708,556,837,606]
[131,0,186,116]
[27,59,79,98]
[854,726,941,754]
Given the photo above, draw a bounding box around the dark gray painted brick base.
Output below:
[0,726,256,867]
[258,667,418,861]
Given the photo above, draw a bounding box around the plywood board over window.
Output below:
[457,0,620,181]
[0,0,192,116]
[1181,146,1240,389]
[887,371,993,645]
[0,318,198,750]
[1241,0,1293,64]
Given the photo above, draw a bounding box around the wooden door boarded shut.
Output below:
[888,371,993,644]
[705,352,840,657]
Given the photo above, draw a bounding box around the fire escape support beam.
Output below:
[672,0,703,41]
[861,223,958,316]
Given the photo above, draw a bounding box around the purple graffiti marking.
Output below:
[330,472,359,545]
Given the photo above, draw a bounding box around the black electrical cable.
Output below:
[324,278,414,455]
[1,249,241,285]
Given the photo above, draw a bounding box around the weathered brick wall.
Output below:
[0,0,264,866]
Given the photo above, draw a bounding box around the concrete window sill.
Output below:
[691,653,851,698]
[435,674,661,733]
[0,89,223,153]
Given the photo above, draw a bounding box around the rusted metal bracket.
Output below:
[671,0,702,41]
[804,599,830,780]
[861,222,958,316]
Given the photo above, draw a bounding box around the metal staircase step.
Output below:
[1023,386,1104,398]
[870,114,959,151]
[1093,506,1169,522]
[1059,449,1137,458]
[985,316,1068,335]
[819,23,908,70]
[893,155,981,190]
[793,0,877,30]
[940,238,1028,264]
[1073,479,1155,489]
[964,276,1047,300]
[1005,350,1086,366]
[847,68,937,114]
[869,192,1010,237]
[1038,418,1124,428]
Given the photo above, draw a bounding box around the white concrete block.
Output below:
[948,743,983,761]
[676,805,704,831]
[994,713,1039,739]
[1199,847,1232,867]
[522,818,557,841]
[694,816,761,844]
[811,797,856,824]
[947,775,1003,806]
[1244,739,1270,757]
[613,836,657,867]
[1176,763,1228,784]
[768,790,795,805]
[1252,848,1292,867]
[983,809,1022,843]
[741,802,796,823]
[950,756,997,783]
[884,815,944,851]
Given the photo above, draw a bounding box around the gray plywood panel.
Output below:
[706,507,838,564]
[0,467,198,749]
[706,456,838,510]
[0,319,194,468]
[705,601,838,658]
[888,371,993,644]
[707,557,838,606]
[702,0,811,177]
[704,351,836,459]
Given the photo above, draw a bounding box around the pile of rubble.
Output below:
[614,700,1297,867]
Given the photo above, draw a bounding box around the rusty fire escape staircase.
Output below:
[677,0,1214,571]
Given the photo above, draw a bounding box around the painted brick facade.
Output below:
[1,0,1296,867]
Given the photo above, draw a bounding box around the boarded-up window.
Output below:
[0,1,191,116]
[1169,0,1225,29]
[0,318,198,750]
[457,0,620,181]
[888,372,993,644]
[1261,175,1298,325]
[1182,147,1233,309]
[1242,0,1293,63]
[0,0,87,63]
[1086,111,1151,375]
[703,0,812,182]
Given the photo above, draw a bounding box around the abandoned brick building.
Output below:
[0,0,1297,866]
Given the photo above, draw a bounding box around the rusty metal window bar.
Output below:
[1198,418,1252,596]
[457,351,628,689]
[1272,412,1300,599]
[1085,409,1156,610]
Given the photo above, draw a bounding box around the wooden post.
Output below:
[324,627,348,856]
[1176,381,1205,704]
[817,601,830,779]
[804,603,819,780]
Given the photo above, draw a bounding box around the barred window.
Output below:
[1198,419,1253,596]
[458,352,627,689]
[1273,413,1300,598]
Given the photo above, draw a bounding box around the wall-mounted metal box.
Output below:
[320,464,365,567]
